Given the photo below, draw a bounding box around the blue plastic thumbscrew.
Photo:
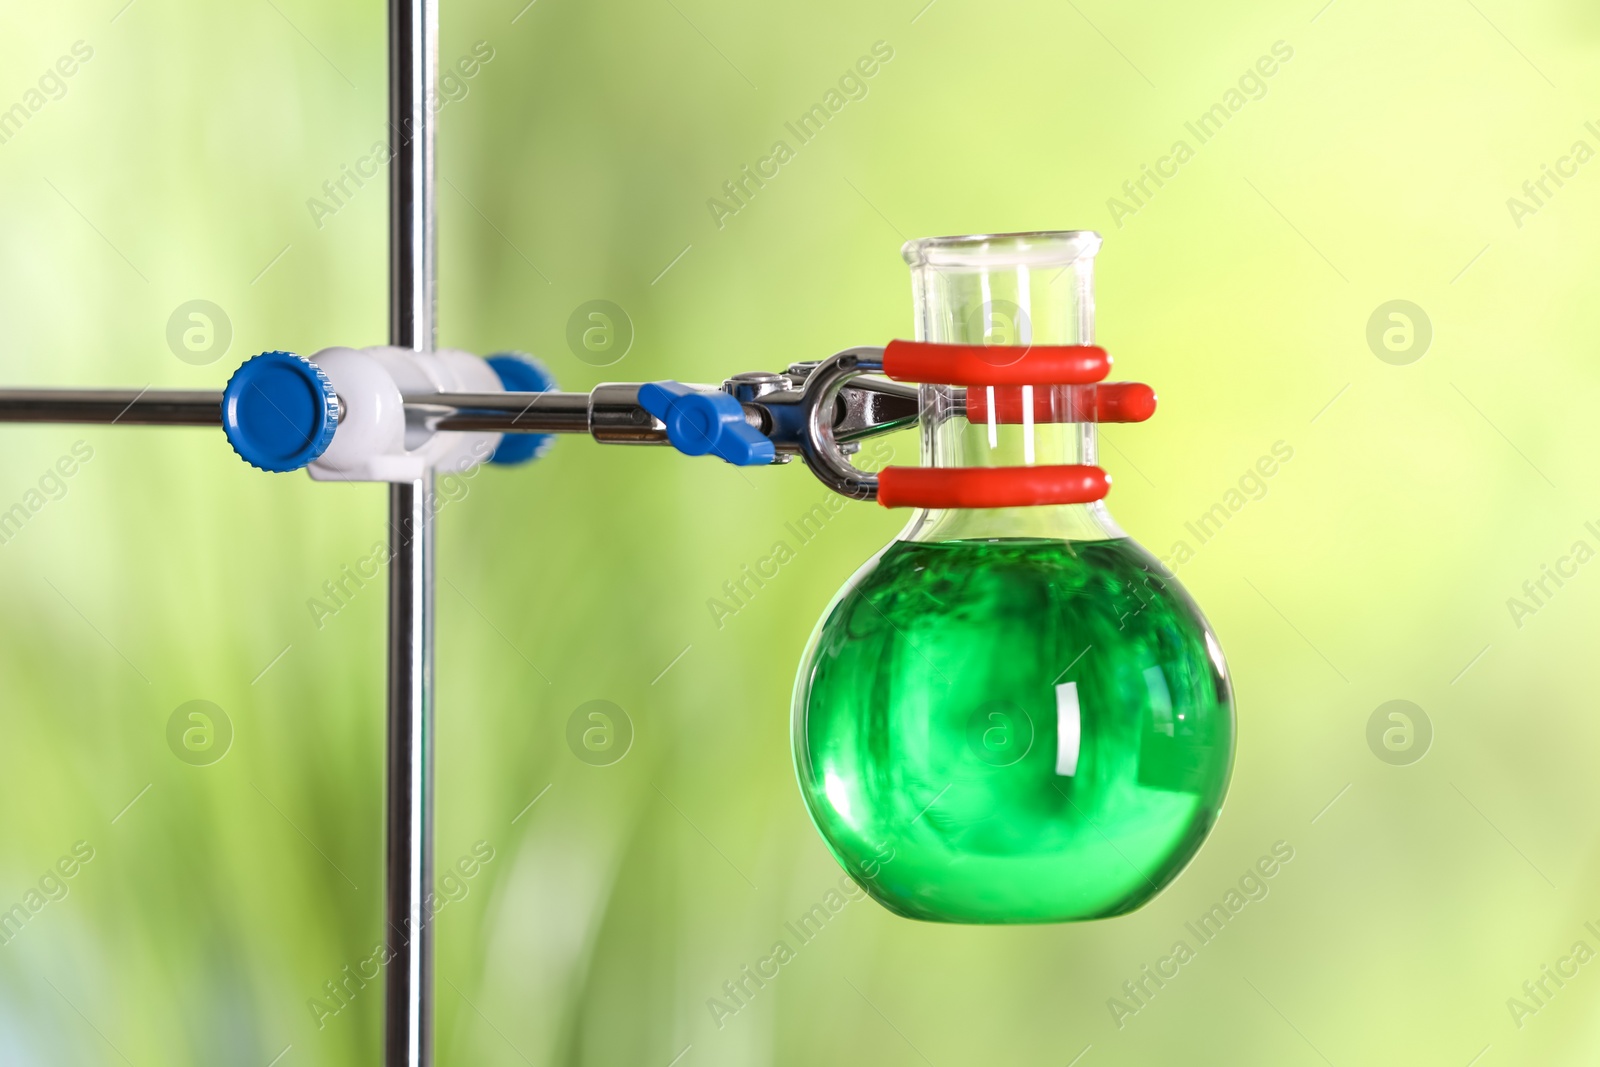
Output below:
[486,353,558,466]
[222,351,340,473]
[637,381,775,466]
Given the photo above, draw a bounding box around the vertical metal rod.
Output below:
[386,0,437,1064]
[385,475,434,1067]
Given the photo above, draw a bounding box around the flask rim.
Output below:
[901,230,1102,269]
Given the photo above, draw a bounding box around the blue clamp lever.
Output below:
[637,381,775,466]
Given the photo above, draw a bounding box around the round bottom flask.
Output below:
[792,232,1234,923]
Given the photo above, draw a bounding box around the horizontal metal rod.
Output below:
[0,389,223,426]
[0,388,602,434]
[0,380,919,445]
[405,391,595,433]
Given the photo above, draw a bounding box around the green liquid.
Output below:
[793,537,1234,923]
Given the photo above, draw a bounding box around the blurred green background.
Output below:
[1,0,1597,1063]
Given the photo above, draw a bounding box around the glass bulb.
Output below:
[792,232,1235,923]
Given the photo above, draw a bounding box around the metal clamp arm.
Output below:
[792,348,889,500]
[0,347,923,496]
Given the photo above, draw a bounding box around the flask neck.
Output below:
[901,500,1125,542]
[900,384,1125,542]
[898,231,1123,544]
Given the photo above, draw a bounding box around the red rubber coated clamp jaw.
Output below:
[878,465,1110,509]
[963,382,1157,424]
[795,343,1154,509]
[882,339,1111,386]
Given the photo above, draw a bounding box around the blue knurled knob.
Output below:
[485,353,557,466]
[637,381,774,466]
[221,351,340,473]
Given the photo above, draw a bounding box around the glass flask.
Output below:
[792,231,1234,924]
